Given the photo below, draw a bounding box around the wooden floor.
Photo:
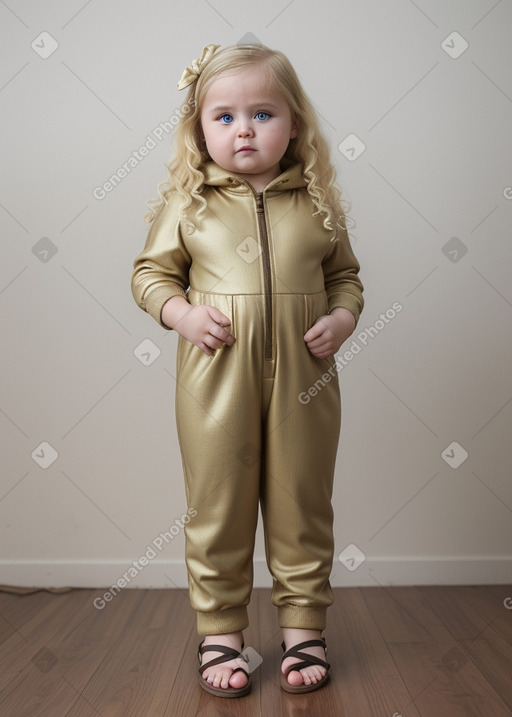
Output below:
[0,585,511,716]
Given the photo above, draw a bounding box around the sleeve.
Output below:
[322,222,364,325]
[131,196,192,329]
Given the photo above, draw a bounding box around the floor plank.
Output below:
[0,585,511,716]
[0,589,147,715]
[460,622,512,712]
[389,641,511,716]
[361,585,453,643]
[485,585,512,646]
[419,586,505,640]
[329,588,422,716]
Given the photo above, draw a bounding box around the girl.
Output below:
[131,42,364,698]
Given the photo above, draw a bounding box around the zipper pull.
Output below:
[256,192,264,213]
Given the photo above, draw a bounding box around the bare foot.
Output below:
[200,631,248,690]
[281,628,327,687]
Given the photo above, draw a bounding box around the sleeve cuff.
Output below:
[327,293,363,326]
[145,285,188,329]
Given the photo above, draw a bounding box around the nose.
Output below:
[237,118,254,137]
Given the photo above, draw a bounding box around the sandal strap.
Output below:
[281,638,330,674]
[198,639,244,652]
[281,638,326,656]
[231,666,248,677]
[284,657,330,675]
[197,641,248,677]
[198,642,243,657]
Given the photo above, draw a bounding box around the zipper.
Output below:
[255,191,273,360]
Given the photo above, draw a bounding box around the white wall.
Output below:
[1,1,511,591]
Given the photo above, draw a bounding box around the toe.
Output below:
[301,669,312,685]
[229,669,248,689]
[203,661,248,691]
[287,669,303,686]
[281,637,328,689]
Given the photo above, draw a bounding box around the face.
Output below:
[200,63,299,191]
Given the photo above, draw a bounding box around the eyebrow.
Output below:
[209,102,280,113]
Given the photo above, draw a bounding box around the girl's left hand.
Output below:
[304,307,356,359]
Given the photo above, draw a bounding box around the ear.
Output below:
[290,113,299,139]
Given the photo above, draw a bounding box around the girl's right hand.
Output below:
[162,297,235,356]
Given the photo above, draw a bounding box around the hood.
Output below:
[201,155,307,193]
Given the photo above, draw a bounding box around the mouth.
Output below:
[237,146,256,153]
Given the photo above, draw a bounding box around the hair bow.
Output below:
[177,44,221,90]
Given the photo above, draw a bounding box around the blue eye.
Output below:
[255,111,270,120]
[219,114,233,123]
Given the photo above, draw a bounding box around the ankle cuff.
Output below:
[197,606,249,636]
[278,605,327,630]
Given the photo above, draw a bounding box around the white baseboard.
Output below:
[1,558,511,591]
[333,557,512,587]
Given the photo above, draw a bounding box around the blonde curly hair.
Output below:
[143,43,351,234]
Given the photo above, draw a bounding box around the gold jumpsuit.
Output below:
[131,156,364,635]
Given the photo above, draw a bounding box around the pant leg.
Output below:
[175,290,264,635]
[260,291,341,631]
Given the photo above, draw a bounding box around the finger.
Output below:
[308,341,333,357]
[305,336,326,350]
[208,323,235,346]
[304,322,325,342]
[197,341,215,356]
[206,306,231,328]
[305,332,332,349]
[206,334,231,350]
[310,349,333,359]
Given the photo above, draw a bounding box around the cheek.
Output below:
[268,122,290,143]
[271,129,292,151]
[207,126,227,145]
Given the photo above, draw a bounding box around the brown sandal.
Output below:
[280,637,330,693]
[198,640,251,698]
